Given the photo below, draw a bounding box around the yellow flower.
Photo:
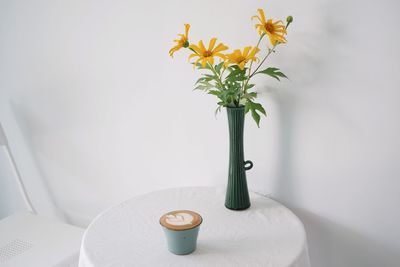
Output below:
[252,8,287,45]
[224,46,260,70]
[188,38,228,68]
[169,24,190,57]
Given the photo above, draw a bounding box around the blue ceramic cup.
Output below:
[160,210,202,255]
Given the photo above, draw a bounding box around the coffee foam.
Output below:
[166,212,194,226]
[160,210,202,231]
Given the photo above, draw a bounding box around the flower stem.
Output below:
[207,62,225,90]
[249,43,278,78]
[247,33,266,78]
[237,33,267,105]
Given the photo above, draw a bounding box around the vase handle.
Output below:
[244,160,253,171]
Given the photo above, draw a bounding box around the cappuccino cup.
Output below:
[160,210,202,255]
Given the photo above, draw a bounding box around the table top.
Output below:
[79,187,310,267]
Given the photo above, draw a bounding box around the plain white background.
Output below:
[1,0,400,266]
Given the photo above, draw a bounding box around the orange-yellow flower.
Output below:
[188,38,228,68]
[224,46,260,70]
[252,8,287,45]
[169,24,190,57]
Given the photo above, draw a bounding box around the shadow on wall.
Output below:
[268,1,399,266]
[295,208,399,267]
[273,95,400,266]
[271,98,398,267]
[263,0,349,206]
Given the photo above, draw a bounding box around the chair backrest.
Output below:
[0,123,7,146]
[0,101,63,220]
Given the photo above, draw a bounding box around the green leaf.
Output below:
[194,85,207,90]
[195,77,207,85]
[203,74,216,79]
[245,101,251,113]
[194,63,217,75]
[251,109,261,127]
[214,83,223,90]
[227,76,247,82]
[225,66,247,83]
[195,63,210,70]
[242,92,257,100]
[215,62,224,74]
[248,92,257,97]
[230,65,242,71]
[245,100,267,127]
[194,81,214,91]
[245,83,255,90]
[251,102,266,116]
[208,90,221,96]
[214,105,222,116]
[255,67,288,81]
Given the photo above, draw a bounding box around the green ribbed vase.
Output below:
[225,106,253,210]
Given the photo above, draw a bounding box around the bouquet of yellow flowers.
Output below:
[169,8,293,127]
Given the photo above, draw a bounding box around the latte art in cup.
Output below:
[166,212,194,226]
[160,210,202,231]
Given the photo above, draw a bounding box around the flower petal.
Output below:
[273,20,284,25]
[207,56,214,66]
[213,43,228,53]
[249,47,260,58]
[214,53,226,59]
[208,38,217,51]
[169,45,181,57]
[257,8,266,23]
[201,58,207,68]
[242,46,251,57]
[184,24,190,38]
[251,15,261,22]
[188,53,199,61]
[189,44,202,54]
[198,40,206,52]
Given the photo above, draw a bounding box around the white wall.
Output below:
[1,0,399,266]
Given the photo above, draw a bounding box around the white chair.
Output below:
[0,122,84,267]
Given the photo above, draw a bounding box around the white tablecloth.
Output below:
[79,187,311,267]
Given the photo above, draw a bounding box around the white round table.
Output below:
[79,187,311,267]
